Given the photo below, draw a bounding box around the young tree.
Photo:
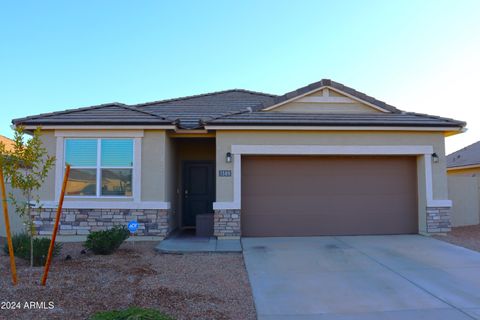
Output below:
[1,126,55,267]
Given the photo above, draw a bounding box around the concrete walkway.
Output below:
[156,236,242,253]
[242,235,480,320]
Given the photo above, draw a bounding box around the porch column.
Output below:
[214,209,241,239]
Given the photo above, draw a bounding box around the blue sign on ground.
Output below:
[128,221,138,233]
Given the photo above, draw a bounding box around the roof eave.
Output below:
[18,123,176,131]
[205,121,464,128]
[447,163,480,171]
[204,123,465,132]
[14,120,173,126]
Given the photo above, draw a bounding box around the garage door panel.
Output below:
[241,156,418,237]
[243,174,415,197]
[243,180,412,197]
[244,194,415,213]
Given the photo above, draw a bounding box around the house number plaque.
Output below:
[219,170,232,177]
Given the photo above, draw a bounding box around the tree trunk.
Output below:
[30,227,33,268]
[27,190,33,268]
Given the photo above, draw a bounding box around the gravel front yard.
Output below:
[433,224,480,252]
[0,242,256,320]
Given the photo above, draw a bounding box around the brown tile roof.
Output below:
[12,80,466,130]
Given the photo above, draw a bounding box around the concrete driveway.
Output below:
[242,235,480,320]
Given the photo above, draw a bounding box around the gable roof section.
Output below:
[447,141,480,169]
[13,103,171,126]
[261,79,400,113]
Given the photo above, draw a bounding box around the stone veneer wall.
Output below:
[426,206,452,233]
[32,208,174,237]
[214,209,241,238]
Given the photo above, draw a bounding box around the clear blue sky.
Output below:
[1,1,479,153]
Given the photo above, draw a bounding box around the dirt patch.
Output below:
[0,242,256,320]
[433,224,480,252]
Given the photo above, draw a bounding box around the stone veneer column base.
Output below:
[32,208,174,237]
[426,206,452,233]
[214,209,241,239]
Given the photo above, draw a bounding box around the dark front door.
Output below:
[182,161,215,227]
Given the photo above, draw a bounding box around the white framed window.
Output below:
[64,138,134,197]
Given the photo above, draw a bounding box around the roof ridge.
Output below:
[133,89,277,107]
[201,107,253,125]
[232,88,278,97]
[118,105,169,121]
[12,102,127,124]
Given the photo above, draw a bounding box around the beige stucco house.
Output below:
[447,141,480,227]
[12,79,465,239]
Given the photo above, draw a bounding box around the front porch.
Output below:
[155,229,242,253]
[167,137,217,237]
[165,134,242,239]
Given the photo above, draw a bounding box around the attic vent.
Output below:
[246,107,252,113]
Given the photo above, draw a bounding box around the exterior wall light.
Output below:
[226,152,232,163]
[432,152,439,163]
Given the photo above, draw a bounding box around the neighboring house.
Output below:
[0,135,14,151]
[12,79,465,239]
[447,141,480,226]
[0,135,25,241]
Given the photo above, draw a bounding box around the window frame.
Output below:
[64,138,135,198]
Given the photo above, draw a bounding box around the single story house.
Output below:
[12,79,465,239]
[447,141,480,226]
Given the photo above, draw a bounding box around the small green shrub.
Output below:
[90,307,174,320]
[84,226,130,255]
[3,233,62,266]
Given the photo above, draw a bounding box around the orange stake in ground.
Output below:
[41,165,70,286]
[0,165,17,285]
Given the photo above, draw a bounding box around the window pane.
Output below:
[65,139,97,167]
[66,169,97,196]
[101,139,133,167]
[101,169,132,196]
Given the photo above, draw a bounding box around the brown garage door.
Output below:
[241,156,418,237]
